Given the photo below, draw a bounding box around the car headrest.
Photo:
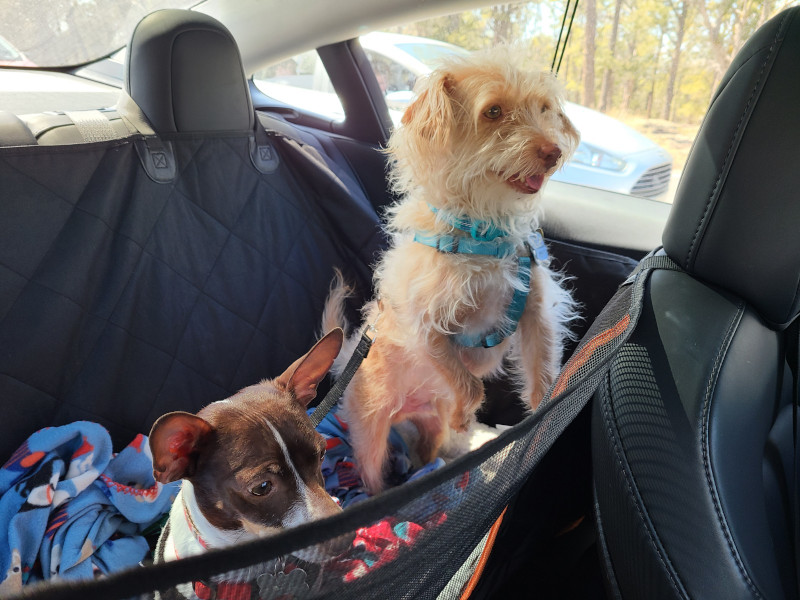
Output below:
[125,9,254,133]
[662,7,800,329]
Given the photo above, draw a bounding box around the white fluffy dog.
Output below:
[323,45,580,493]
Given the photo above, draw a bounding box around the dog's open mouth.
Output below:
[507,173,545,194]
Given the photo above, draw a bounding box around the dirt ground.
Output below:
[626,117,699,170]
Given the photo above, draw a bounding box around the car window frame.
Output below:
[250,38,392,146]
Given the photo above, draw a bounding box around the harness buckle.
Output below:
[526,229,550,264]
[364,299,383,341]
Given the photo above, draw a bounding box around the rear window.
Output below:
[0,1,194,67]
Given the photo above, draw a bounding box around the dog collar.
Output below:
[428,204,507,241]
[413,231,518,258]
[181,492,211,551]
[420,203,550,262]
[179,495,250,600]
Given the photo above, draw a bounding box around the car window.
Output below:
[253,50,343,121]
[0,1,195,68]
[256,1,792,204]
[251,36,470,125]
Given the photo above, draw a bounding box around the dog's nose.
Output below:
[538,143,562,169]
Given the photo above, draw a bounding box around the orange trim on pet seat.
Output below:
[459,506,508,600]
[551,313,631,398]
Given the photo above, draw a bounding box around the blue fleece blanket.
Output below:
[313,409,445,507]
[0,422,180,593]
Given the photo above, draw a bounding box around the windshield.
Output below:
[0,1,195,68]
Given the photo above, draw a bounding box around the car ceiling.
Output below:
[195,0,491,74]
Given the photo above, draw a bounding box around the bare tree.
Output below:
[697,0,776,102]
[663,0,689,120]
[621,38,637,112]
[389,0,787,124]
[600,0,624,112]
[490,4,516,45]
[646,32,664,118]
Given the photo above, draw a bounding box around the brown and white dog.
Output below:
[322,46,580,493]
[148,329,346,590]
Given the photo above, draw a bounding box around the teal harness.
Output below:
[413,206,549,348]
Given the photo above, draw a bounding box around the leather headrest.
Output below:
[663,7,800,328]
[125,9,254,133]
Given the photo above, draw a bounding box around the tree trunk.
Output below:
[647,32,664,118]
[492,4,514,45]
[600,0,623,112]
[622,36,637,112]
[663,2,687,121]
[623,77,637,112]
[696,0,771,96]
[583,0,597,108]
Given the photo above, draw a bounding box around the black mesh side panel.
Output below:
[593,323,749,598]
[592,346,689,600]
[609,343,714,587]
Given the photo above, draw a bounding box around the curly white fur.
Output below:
[323,45,581,494]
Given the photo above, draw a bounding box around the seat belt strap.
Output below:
[64,110,120,143]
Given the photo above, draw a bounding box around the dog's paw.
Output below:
[450,385,484,432]
[439,421,505,461]
[449,410,475,433]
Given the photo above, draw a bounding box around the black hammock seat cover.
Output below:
[0,122,658,599]
[0,130,382,462]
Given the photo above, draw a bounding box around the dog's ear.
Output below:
[401,72,456,149]
[276,327,344,407]
[148,412,213,484]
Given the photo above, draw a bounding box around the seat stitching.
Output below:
[685,12,788,271]
[700,302,764,599]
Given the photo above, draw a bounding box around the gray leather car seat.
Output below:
[125,8,253,133]
[592,6,800,599]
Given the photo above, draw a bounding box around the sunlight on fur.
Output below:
[322,45,581,494]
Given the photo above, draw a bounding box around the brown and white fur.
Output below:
[322,46,580,494]
[148,329,346,579]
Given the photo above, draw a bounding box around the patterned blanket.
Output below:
[0,422,179,594]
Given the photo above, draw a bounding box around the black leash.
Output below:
[309,330,374,428]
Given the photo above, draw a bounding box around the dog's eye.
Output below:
[483,105,502,120]
[541,103,551,113]
[250,481,272,497]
